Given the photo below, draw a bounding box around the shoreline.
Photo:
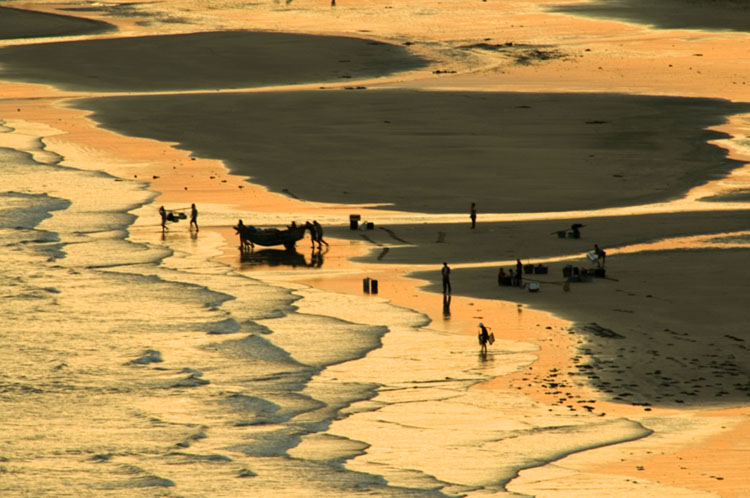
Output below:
[2,2,750,495]
[5,60,749,498]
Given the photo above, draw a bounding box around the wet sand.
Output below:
[76,91,749,213]
[553,0,750,33]
[318,214,750,407]
[0,5,114,39]
[0,30,427,92]
[2,0,750,495]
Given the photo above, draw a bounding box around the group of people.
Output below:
[159,200,606,355]
[159,203,198,232]
[448,203,611,352]
[497,259,526,287]
[289,220,329,249]
[156,205,331,253]
[306,220,328,249]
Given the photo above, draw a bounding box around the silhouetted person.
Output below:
[516,259,523,286]
[594,244,606,267]
[571,223,583,238]
[236,219,248,250]
[498,267,506,286]
[190,203,198,231]
[159,206,168,232]
[442,262,451,294]
[478,322,490,354]
[311,220,328,249]
[470,202,477,229]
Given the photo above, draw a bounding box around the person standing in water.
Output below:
[478,322,490,353]
[190,203,199,232]
[159,206,168,232]
[470,202,477,229]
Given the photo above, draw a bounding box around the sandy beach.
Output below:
[1,0,749,496]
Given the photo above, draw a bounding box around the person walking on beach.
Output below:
[442,262,451,294]
[190,203,199,232]
[470,202,477,229]
[478,322,490,354]
[594,244,606,267]
[159,206,168,232]
[516,259,523,287]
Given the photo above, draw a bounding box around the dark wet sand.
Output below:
[323,210,750,408]
[0,31,427,92]
[445,248,750,408]
[554,0,750,33]
[0,5,114,39]
[76,90,749,213]
[329,210,750,264]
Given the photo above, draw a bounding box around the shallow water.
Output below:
[0,116,663,496]
[3,3,750,494]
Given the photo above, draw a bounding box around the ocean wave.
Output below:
[0,191,70,229]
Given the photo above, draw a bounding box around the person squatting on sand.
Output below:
[594,244,607,267]
[442,262,451,294]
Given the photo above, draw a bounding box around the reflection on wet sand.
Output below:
[239,246,327,269]
[442,293,451,319]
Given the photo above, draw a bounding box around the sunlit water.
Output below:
[0,110,668,497]
[3,7,750,494]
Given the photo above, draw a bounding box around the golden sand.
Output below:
[2,0,749,494]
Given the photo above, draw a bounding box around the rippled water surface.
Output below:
[0,120,656,496]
